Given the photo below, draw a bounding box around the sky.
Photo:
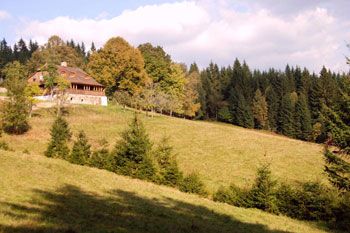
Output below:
[0,0,350,72]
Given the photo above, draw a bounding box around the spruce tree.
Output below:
[266,86,278,130]
[153,137,182,187]
[113,114,156,181]
[322,104,350,191]
[2,61,30,134]
[45,116,71,159]
[294,94,312,140]
[69,131,91,165]
[278,94,295,137]
[249,164,278,213]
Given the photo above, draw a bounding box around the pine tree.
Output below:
[294,94,312,140]
[252,89,268,129]
[2,61,30,134]
[266,86,278,130]
[113,114,156,181]
[278,94,295,137]
[322,104,350,191]
[69,131,91,165]
[153,137,182,187]
[45,116,71,159]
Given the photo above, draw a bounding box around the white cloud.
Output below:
[18,1,350,72]
[0,10,10,20]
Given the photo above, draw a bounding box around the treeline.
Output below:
[198,61,350,142]
[1,35,348,145]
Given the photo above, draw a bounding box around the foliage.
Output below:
[45,116,71,159]
[68,131,91,165]
[213,184,249,207]
[248,164,278,213]
[276,182,336,221]
[179,173,208,196]
[153,137,183,187]
[182,71,201,117]
[88,139,110,169]
[294,93,312,140]
[2,61,30,134]
[27,35,84,73]
[138,43,172,84]
[252,89,268,129]
[24,82,42,117]
[87,37,149,96]
[112,114,156,181]
[278,94,295,137]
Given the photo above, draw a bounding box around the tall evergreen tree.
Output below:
[266,86,278,130]
[278,94,295,137]
[294,93,312,140]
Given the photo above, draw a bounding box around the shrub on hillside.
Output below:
[68,131,91,165]
[112,114,157,181]
[248,164,278,213]
[45,116,71,159]
[153,137,183,187]
[88,139,111,169]
[276,182,337,221]
[179,173,207,197]
[213,184,249,207]
[330,193,350,231]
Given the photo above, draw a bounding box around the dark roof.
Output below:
[57,66,104,87]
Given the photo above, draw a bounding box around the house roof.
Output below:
[57,66,104,87]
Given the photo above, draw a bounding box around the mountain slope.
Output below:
[0,152,328,233]
[1,104,326,193]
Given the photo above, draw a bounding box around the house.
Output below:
[28,62,107,106]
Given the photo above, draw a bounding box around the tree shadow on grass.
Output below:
[0,185,293,233]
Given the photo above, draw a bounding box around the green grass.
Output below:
[0,152,329,233]
[1,104,326,193]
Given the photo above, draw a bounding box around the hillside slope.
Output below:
[1,104,326,192]
[0,152,328,233]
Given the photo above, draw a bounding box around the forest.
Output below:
[1,36,349,143]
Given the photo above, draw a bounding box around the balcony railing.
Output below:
[67,88,105,96]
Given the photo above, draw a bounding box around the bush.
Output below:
[153,137,183,187]
[45,116,71,159]
[276,182,336,221]
[88,140,110,169]
[213,184,249,207]
[68,131,91,165]
[179,173,207,197]
[331,193,350,231]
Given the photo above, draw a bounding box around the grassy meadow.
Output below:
[1,104,326,193]
[0,151,329,233]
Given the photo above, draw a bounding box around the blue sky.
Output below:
[0,0,349,72]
